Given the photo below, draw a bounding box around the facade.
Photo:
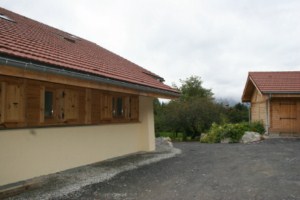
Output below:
[242,71,300,136]
[0,7,179,187]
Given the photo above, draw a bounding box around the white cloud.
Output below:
[1,0,300,101]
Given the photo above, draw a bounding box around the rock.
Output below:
[221,138,230,143]
[240,132,262,143]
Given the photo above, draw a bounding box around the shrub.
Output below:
[200,123,227,143]
[248,121,265,134]
[200,121,265,143]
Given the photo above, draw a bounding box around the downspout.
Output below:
[266,93,272,135]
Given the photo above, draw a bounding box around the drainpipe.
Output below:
[266,93,272,135]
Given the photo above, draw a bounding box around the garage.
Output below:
[242,71,300,136]
[270,99,300,134]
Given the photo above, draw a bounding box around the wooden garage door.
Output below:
[270,99,299,133]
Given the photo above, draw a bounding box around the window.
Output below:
[112,96,124,118]
[103,95,139,122]
[44,91,53,118]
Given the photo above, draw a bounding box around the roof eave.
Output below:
[0,55,180,99]
[262,91,300,95]
[241,74,262,102]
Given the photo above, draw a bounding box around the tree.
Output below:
[154,76,222,140]
[226,103,249,123]
[179,76,213,101]
[153,76,246,140]
[153,99,169,133]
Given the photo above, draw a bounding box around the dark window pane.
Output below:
[112,97,123,118]
[116,97,123,116]
[45,91,53,118]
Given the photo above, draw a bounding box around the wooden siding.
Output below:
[247,81,300,134]
[250,89,267,125]
[0,75,139,129]
[270,99,300,133]
[0,65,178,99]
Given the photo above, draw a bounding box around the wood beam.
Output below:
[0,65,177,99]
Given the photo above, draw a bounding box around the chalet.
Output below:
[242,71,300,136]
[0,7,179,187]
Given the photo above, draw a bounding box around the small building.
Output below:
[242,71,300,136]
[0,7,179,187]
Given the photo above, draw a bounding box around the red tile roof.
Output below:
[0,7,179,96]
[242,71,300,102]
[249,71,300,93]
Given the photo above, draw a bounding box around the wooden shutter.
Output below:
[4,82,25,122]
[64,89,79,121]
[100,93,112,121]
[130,96,139,121]
[26,82,43,126]
[91,90,101,124]
[123,96,138,121]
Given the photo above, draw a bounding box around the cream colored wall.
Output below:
[138,96,155,151]
[0,96,155,186]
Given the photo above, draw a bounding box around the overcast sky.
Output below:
[1,0,300,102]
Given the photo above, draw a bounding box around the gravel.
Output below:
[6,138,300,200]
[57,138,300,200]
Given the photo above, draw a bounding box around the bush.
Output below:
[200,121,265,143]
[248,121,265,134]
[200,123,225,143]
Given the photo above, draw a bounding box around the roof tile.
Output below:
[249,71,300,93]
[0,7,178,95]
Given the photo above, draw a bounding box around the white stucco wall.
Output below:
[0,96,155,186]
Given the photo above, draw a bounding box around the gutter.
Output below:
[0,55,180,98]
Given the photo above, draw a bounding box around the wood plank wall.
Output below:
[250,89,267,124]
[270,99,300,133]
[0,75,139,129]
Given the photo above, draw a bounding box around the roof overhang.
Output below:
[242,75,300,102]
[262,91,300,94]
[0,55,180,99]
[241,76,258,102]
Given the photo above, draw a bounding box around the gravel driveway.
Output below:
[56,138,300,200]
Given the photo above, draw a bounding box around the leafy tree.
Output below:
[155,76,222,140]
[179,76,213,101]
[154,76,248,141]
[176,97,223,139]
[153,99,168,133]
[226,103,249,123]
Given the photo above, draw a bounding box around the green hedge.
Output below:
[200,121,265,143]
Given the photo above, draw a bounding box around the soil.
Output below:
[55,138,300,200]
